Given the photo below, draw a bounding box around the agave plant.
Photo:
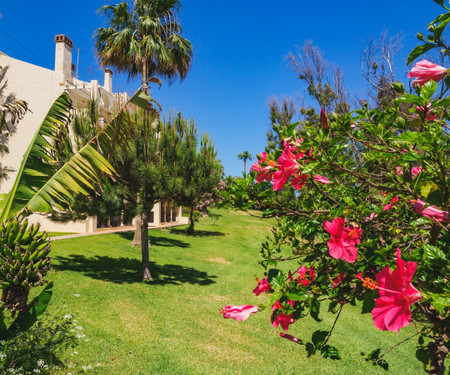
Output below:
[0,218,50,316]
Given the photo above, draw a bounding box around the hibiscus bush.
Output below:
[221,5,449,375]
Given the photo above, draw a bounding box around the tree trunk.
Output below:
[131,212,142,246]
[140,210,153,280]
[142,58,149,94]
[427,335,449,375]
[243,159,247,177]
[187,204,195,235]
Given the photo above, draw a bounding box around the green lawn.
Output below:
[46,209,422,374]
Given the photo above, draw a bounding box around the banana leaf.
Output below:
[0,85,159,222]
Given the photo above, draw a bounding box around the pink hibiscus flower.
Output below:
[272,143,304,191]
[220,305,259,321]
[297,266,316,286]
[252,277,272,296]
[250,152,277,183]
[314,174,331,184]
[371,249,422,332]
[413,199,449,222]
[271,300,295,332]
[383,196,399,211]
[407,60,447,86]
[323,218,362,263]
[290,173,308,190]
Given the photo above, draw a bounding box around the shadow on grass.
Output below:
[53,254,216,285]
[116,232,190,248]
[169,228,225,237]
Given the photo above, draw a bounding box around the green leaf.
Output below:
[368,348,381,360]
[0,307,6,339]
[305,342,316,357]
[429,293,450,316]
[361,291,376,314]
[321,345,341,360]
[407,44,435,65]
[398,152,421,162]
[423,244,447,266]
[286,291,309,301]
[302,162,319,174]
[309,297,322,322]
[416,348,430,365]
[328,300,338,313]
[395,93,423,105]
[420,80,438,100]
[312,330,329,348]
[410,217,433,226]
[421,182,439,198]
[267,269,284,289]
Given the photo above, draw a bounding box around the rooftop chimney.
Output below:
[104,68,113,93]
[54,34,73,82]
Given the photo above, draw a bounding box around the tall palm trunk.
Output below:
[140,210,152,280]
[243,158,247,177]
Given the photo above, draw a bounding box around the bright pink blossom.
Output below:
[252,277,272,296]
[395,166,404,175]
[279,332,301,343]
[314,175,331,184]
[407,60,447,86]
[272,144,302,190]
[383,196,399,211]
[331,273,345,289]
[371,249,422,332]
[271,300,295,332]
[413,199,449,222]
[250,152,277,183]
[220,305,259,321]
[323,218,362,263]
[416,103,436,121]
[290,173,308,190]
[297,266,316,286]
[411,166,423,178]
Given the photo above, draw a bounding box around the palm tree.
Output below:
[94,0,193,91]
[95,0,193,280]
[238,151,253,177]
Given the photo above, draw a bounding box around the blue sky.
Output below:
[0,1,445,176]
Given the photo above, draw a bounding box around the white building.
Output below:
[0,34,186,233]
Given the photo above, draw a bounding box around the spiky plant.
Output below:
[0,219,51,316]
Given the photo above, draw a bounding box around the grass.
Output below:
[44,209,422,374]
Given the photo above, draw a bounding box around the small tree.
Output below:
[174,113,222,234]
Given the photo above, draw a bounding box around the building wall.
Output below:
[0,37,185,233]
[0,52,65,193]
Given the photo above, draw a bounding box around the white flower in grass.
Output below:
[82,365,93,371]
[64,314,72,319]
[76,334,86,339]
[73,294,80,297]
[37,359,44,367]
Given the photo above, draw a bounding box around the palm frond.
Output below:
[0,93,114,221]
